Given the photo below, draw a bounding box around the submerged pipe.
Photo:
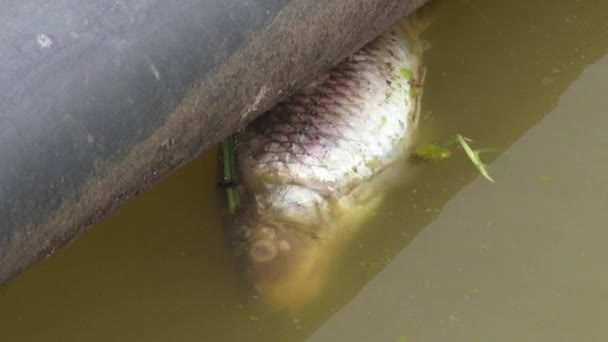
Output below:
[0,0,430,283]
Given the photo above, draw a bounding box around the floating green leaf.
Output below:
[414,143,451,161]
[413,134,497,183]
[455,134,495,183]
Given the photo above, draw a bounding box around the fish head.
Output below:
[246,223,326,310]
[235,185,336,311]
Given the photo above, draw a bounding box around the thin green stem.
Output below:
[456,134,495,183]
[222,135,240,213]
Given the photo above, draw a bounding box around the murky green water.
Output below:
[3,0,608,341]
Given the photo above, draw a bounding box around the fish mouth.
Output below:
[248,240,327,313]
[249,238,278,263]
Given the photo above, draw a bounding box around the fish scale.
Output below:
[228,16,425,311]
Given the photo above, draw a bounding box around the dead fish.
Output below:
[226,13,427,311]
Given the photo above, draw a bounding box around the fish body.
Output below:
[228,16,425,311]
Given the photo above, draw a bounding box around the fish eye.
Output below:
[249,239,278,263]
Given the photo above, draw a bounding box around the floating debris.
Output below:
[455,134,496,183]
[413,134,497,183]
[221,135,240,213]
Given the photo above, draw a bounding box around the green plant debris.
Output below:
[399,67,413,80]
[222,135,240,213]
[413,134,497,183]
[455,134,496,183]
[414,143,451,161]
[413,135,462,161]
[397,336,411,342]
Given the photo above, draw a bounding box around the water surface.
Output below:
[2,0,608,341]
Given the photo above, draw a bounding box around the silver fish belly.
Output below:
[228,17,425,311]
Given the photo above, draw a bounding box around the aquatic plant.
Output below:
[414,134,496,182]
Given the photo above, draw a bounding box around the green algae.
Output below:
[414,134,497,183]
